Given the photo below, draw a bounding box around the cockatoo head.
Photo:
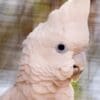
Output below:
[20,0,90,84]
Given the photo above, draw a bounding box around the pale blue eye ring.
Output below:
[56,43,68,53]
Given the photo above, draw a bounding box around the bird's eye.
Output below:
[56,43,68,53]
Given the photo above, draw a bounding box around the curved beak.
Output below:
[72,64,84,80]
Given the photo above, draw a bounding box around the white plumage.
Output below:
[0,0,90,100]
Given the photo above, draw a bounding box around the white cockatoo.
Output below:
[0,0,90,100]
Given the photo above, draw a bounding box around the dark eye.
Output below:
[56,43,68,53]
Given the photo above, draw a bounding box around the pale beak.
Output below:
[72,65,84,80]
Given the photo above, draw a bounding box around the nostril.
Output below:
[73,65,80,75]
[73,65,78,69]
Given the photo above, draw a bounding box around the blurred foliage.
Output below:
[72,81,82,100]
[33,0,67,27]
